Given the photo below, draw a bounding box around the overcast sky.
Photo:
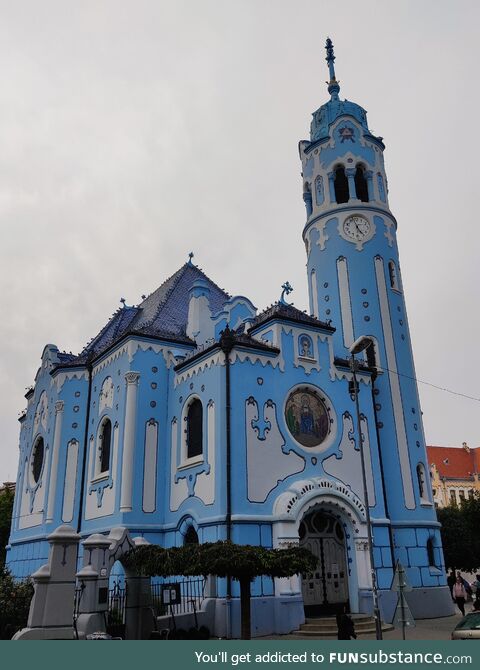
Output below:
[1,0,479,483]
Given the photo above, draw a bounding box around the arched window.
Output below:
[334,166,349,204]
[303,183,313,218]
[355,165,369,202]
[184,526,199,545]
[99,418,112,473]
[187,399,203,459]
[427,538,436,567]
[31,437,44,483]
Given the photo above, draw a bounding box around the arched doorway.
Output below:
[299,509,349,615]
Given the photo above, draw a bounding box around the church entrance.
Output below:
[299,510,349,616]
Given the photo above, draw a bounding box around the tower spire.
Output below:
[325,37,340,101]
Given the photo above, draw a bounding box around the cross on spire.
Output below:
[325,37,340,101]
[280,281,294,305]
[188,251,194,265]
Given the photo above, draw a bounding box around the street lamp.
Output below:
[349,335,383,640]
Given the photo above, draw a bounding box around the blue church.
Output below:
[7,40,453,636]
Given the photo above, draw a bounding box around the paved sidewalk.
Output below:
[260,606,472,641]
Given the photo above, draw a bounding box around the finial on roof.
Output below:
[325,37,340,101]
[280,281,293,305]
[120,297,126,307]
[141,294,146,300]
[188,251,194,266]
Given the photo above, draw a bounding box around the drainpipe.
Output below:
[370,370,396,568]
[219,325,235,638]
[77,359,93,535]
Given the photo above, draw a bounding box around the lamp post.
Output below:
[349,335,383,640]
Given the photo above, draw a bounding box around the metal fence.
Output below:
[151,577,205,617]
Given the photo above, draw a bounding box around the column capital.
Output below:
[125,371,140,386]
[364,169,374,179]
[345,167,356,177]
[54,400,65,414]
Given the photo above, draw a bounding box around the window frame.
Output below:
[180,395,205,467]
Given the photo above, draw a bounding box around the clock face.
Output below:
[339,214,375,250]
[343,215,371,241]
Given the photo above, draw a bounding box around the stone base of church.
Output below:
[375,586,455,624]
[197,587,455,637]
[207,595,305,638]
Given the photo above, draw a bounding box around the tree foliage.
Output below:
[437,493,480,571]
[0,566,33,639]
[124,540,316,639]
[0,487,14,566]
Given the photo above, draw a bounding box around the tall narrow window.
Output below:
[187,399,203,459]
[334,166,349,204]
[417,463,427,501]
[365,338,380,369]
[355,165,369,202]
[449,490,457,505]
[100,418,112,473]
[388,260,401,291]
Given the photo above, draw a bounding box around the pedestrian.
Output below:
[470,574,480,604]
[453,575,467,616]
[456,571,472,599]
[336,606,357,640]
[447,571,456,600]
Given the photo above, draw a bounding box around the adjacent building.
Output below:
[428,444,480,508]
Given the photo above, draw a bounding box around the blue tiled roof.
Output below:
[63,263,231,366]
[133,263,230,335]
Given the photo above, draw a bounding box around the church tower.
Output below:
[299,39,442,569]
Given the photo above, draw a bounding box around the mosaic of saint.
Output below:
[285,388,329,448]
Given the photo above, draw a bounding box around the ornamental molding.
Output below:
[273,476,367,525]
[231,349,284,372]
[174,351,225,387]
[53,369,88,391]
[125,371,140,385]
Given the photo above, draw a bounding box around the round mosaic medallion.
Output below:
[285,388,329,448]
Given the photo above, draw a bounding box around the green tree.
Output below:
[125,541,316,640]
[0,567,33,639]
[438,492,480,572]
[0,487,14,566]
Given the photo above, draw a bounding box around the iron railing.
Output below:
[151,577,205,617]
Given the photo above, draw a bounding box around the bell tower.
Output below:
[299,38,435,524]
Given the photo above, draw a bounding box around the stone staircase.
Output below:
[293,614,394,638]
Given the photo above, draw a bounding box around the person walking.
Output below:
[336,607,357,640]
[447,571,456,600]
[453,575,467,616]
[471,574,480,605]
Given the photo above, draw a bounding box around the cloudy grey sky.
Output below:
[1,0,479,483]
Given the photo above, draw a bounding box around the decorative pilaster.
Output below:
[120,372,140,512]
[327,172,336,203]
[365,169,374,202]
[46,401,64,523]
[345,168,357,200]
[303,190,313,218]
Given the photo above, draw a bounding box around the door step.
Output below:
[293,615,393,638]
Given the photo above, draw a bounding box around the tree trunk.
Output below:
[239,577,251,640]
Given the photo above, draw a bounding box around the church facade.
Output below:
[7,40,453,636]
